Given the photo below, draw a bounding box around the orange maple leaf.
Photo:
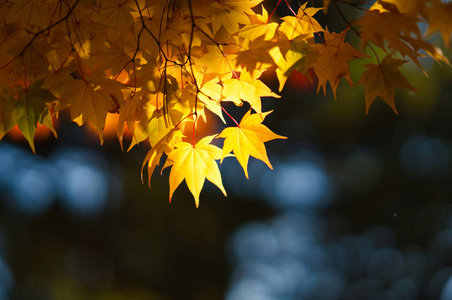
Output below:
[357,2,421,53]
[357,54,417,114]
[217,110,286,179]
[4,0,54,29]
[354,2,449,70]
[167,135,226,207]
[425,1,452,48]
[116,92,145,151]
[58,78,118,144]
[305,28,369,99]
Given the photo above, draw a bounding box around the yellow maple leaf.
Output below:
[305,28,369,99]
[196,45,237,76]
[141,127,183,188]
[206,0,263,35]
[357,54,417,114]
[222,70,280,113]
[167,135,227,207]
[197,77,226,123]
[279,3,323,40]
[239,5,278,41]
[126,104,163,151]
[217,110,286,179]
[235,36,276,72]
[270,33,309,91]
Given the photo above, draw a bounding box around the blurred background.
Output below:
[1,1,452,299]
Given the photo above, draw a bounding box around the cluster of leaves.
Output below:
[0,0,450,206]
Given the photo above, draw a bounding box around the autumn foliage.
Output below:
[0,0,450,206]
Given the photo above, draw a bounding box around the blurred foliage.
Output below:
[1,0,452,299]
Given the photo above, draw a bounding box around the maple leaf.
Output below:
[305,28,369,99]
[1,0,451,205]
[132,50,163,93]
[357,3,420,51]
[425,1,452,48]
[235,35,276,72]
[116,93,142,150]
[206,0,263,35]
[42,65,77,99]
[196,77,226,123]
[135,109,173,150]
[357,54,417,114]
[239,5,278,41]
[67,11,110,61]
[279,3,323,40]
[222,69,280,113]
[4,0,55,29]
[157,9,193,48]
[270,33,309,91]
[93,0,136,40]
[58,78,117,144]
[217,110,286,179]
[355,2,444,71]
[14,82,57,152]
[167,135,227,207]
[94,40,134,76]
[141,127,183,189]
[196,45,237,76]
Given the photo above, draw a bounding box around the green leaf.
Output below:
[14,81,57,152]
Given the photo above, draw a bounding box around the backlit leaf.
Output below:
[217,110,286,179]
[167,135,226,207]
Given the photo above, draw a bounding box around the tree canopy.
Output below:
[0,0,451,206]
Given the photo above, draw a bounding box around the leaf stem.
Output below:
[221,106,239,127]
[267,0,283,23]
